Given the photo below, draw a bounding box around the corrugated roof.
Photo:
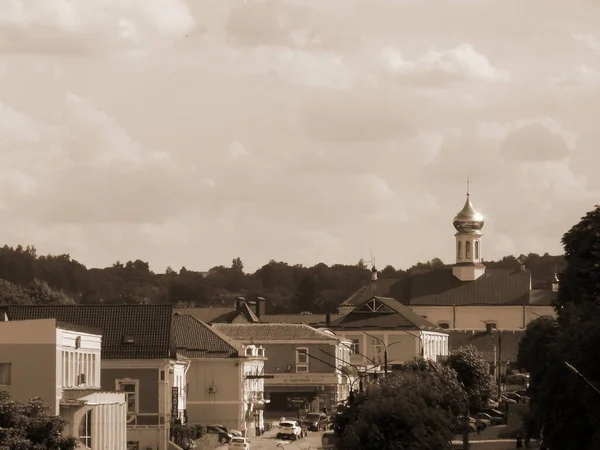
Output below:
[342,268,532,307]
[329,296,444,331]
[3,305,174,359]
[173,313,240,359]
[211,323,339,341]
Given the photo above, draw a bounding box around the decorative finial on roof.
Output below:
[467,176,470,196]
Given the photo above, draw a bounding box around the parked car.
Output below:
[482,408,506,420]
[322,432,340,449]
[304,412,328,431]
[206,426,233,444]
[229,437,250,450]
[276,421,303,440]
[471,416,491,429]
[500,395,517,405]
[473,412,504,426]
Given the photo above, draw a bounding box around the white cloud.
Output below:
[0,0,597,272]
[572,33,600,52]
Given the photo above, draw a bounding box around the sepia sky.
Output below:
[1,0,599,273]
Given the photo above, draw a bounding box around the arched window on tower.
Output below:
[457,241,462,260]
[475,241,480,260]
[465,241,472,259]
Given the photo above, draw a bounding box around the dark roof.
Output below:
[3,305,174,359]
[529,289,557,306]
[212,302,259,324]
[342,268,531,307]
[260,314,342,326]
[174,307,237,323]
[329,296,444,331]
[212,323,339,341]
[448,329,524,363]
[173,313,240,359]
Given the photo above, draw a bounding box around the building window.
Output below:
[349,339,360,355]
[457,241,462,260]
[296,348,309,372]
[475,241,480,259]
[246,347,254,356]
[78,409,92,448]
[0,363,11,385]
[438,322,450,329]
[370,339,383,361]
[116,379,139,422]
[465,241,472,259]
[127,442,140,450]
[257,347,265,357]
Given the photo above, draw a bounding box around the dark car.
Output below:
[473,412,504,426]
[206,425,232,444]
[482,408,506,420]
[304,412,328,431]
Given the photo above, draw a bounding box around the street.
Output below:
[214,428,324,450]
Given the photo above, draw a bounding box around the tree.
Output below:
[293,273,318,312]
[333,359,467,450]
[0,391,77,450]
[231,257,244,273]
[25,279,75,305]
[522,206,600,449]
[442,345,493,414]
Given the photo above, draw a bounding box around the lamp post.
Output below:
[363,330,425,376]
[319,349,367,393]
[565,362,600,396]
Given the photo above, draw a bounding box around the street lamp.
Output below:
[363,331,427,376]
[565,361,600,396]
[484,323,504,401]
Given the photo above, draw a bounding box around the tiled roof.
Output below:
[173,313,240,359]
[529,289,557,306]
[342,268,531,307]
[211,323,340,342]
[3,305,174,359]
[448,329,524,363]
[174,307,236,323]
[260,314,342,326]
[329,296,444,331]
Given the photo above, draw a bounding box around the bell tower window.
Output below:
[465,241,472,259]
[457,241,462,260]
[475,241,480,260]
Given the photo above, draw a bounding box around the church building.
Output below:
[337,190,557,331]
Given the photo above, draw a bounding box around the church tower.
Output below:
[452,183,486,281]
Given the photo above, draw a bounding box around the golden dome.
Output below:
[453,194,484,233]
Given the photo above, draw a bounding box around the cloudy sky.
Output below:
[0,0,599,273]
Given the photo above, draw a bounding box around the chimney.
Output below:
[326,313,331,327]
[257,297,266,318]
[236,296,246,310]
[370,266,378,281]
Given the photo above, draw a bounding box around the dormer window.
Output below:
[245,347,254,356]
[438,322,450,329]
[122,335,135,345]
[257,347,265,357]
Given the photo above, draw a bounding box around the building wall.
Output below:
[335,330,448,367]
[186,358,241,429]
[62,392,128,450]
[0,319,58,413]
[411,305,556,330]
[261,343,337,374]
[101,367,159,424]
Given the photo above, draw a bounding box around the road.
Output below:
[215,429,323,450]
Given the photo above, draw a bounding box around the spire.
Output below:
[453,181,484,233]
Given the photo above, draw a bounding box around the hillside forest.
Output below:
[0,245,564,313]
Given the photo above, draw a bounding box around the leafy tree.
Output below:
[516,315,557,373]
[293,273,318,312]
[442,345,493,413]
[231,257,244,273]
[333,359,466,450]
[0,391,77,450]
[25,279,75,305]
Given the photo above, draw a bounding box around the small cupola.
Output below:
[370,266,378,281]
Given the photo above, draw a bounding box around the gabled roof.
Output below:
[260,314,343,326]
[342,268,531,307]
[211,302,259,324]
[175,307,237,323]
[212,323,340,342]
[2,305,174,359]
[330,296,444,331]
[173,313,240,359]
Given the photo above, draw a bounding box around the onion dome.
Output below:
[453,194,484,233]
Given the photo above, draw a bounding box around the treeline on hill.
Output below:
[0,245,564,313]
